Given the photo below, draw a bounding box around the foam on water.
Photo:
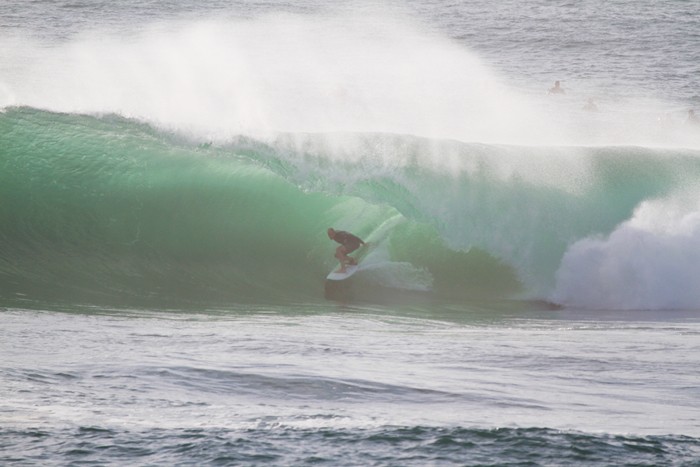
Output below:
[554,190,700,309]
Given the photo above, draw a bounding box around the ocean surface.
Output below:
[2,1,700,465]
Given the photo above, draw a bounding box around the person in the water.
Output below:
[327,228,365,273]
[548,80,565,94]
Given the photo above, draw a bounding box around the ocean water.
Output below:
[2,0,700,465]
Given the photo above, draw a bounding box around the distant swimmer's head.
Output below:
[327,228,336,239]
[549,80,565,94]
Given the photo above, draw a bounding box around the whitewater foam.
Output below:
[553,191,700,310]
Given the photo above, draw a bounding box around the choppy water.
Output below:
[2,307,700,465]
[2,0,700,465]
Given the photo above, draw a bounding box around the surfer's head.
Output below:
[327,228,336,239]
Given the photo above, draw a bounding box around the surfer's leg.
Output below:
[335,245,347,261]
[335,246,349,272]
[344,242,359,266]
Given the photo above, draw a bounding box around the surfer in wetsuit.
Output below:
[327,228,365,273]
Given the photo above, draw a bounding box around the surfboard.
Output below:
[326,264,359,281]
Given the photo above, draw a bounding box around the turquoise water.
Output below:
[2,1,700,465]
[4,107,700,307]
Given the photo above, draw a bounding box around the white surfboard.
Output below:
[326,264,359,281]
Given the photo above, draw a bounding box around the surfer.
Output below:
[327,228,365,273]
[548,80,565,95]
[686,109,699,127]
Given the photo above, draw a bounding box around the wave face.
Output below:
[1,108,520,305]
[3,107,700,309]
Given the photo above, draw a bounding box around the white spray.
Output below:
[553,191,700,310]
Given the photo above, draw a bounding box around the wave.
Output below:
[3,108,700,309]
[3,11,700,310]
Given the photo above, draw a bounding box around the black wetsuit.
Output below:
[333,231,364,253]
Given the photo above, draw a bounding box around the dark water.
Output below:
[4,426,700,466]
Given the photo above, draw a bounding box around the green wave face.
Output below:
[0,108,497,306]
[2,107,698,307]
[0,108,332,304]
